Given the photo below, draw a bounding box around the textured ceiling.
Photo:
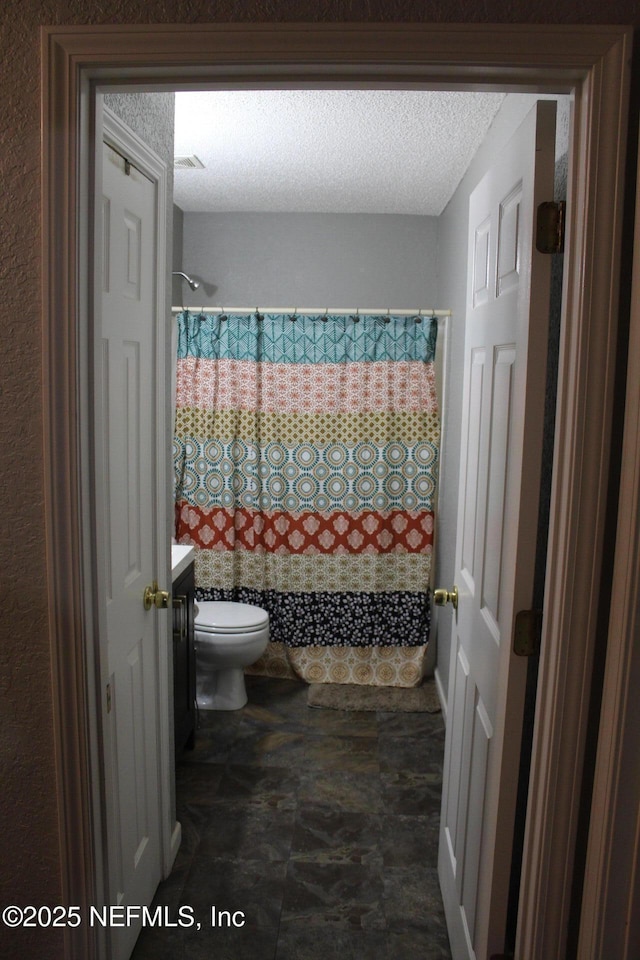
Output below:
[173,89,506,217]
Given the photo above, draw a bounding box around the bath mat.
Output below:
[307,679,441,713]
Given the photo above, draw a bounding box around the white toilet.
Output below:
[193,600,270,711]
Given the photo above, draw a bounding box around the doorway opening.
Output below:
[42,22,624,955]
[102,85,566,960]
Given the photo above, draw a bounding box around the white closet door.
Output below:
[439,100,556,960]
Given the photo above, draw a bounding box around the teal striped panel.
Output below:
[174,436,439,512]
[176,311,438,364]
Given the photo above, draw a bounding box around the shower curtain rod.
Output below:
[171,306,452,317]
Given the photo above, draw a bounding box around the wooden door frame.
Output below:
[577,124,640,960]
[41,23,632,959]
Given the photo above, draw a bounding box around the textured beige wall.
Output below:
[0,2,637,957]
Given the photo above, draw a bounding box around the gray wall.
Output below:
[172,203,185,304]
[178,211,439,308]
[103,91,175,169]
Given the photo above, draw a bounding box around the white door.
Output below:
[438,100,556,960]
[97,139,164,960]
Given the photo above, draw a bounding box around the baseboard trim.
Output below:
[167,820,182,878]
[434,666,447,724]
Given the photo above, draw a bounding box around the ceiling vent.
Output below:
[174,155,205,170]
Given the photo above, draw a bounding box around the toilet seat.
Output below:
[195,600,269,635]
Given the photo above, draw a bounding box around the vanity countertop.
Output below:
[171,544,195,581]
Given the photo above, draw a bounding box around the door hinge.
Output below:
[536,200,565,254]
[513,609,543,657]
[106,682,112,714]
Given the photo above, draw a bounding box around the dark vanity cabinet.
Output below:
[172,562,196,755]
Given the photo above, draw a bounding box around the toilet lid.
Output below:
[195,600,269,634]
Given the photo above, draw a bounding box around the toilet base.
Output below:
[197,666,248,711]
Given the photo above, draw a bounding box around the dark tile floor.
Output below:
[132,675,452,960]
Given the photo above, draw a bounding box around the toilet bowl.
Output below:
[194,600,270,711]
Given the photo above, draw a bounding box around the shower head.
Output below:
[173,271,200,291]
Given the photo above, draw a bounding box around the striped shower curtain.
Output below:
[173,311,440,687]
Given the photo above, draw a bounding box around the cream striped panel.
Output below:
[195,550,433,593]
[175,407,440,447]
[245,641,427,688]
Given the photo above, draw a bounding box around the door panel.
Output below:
[496,183,522,296]
[98,141,163,960]
[461,349,485,579]
[439,101,556,960]
[483,344,515,624]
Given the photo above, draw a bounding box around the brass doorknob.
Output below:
[433,585,458,610]
[143,581,171,611]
